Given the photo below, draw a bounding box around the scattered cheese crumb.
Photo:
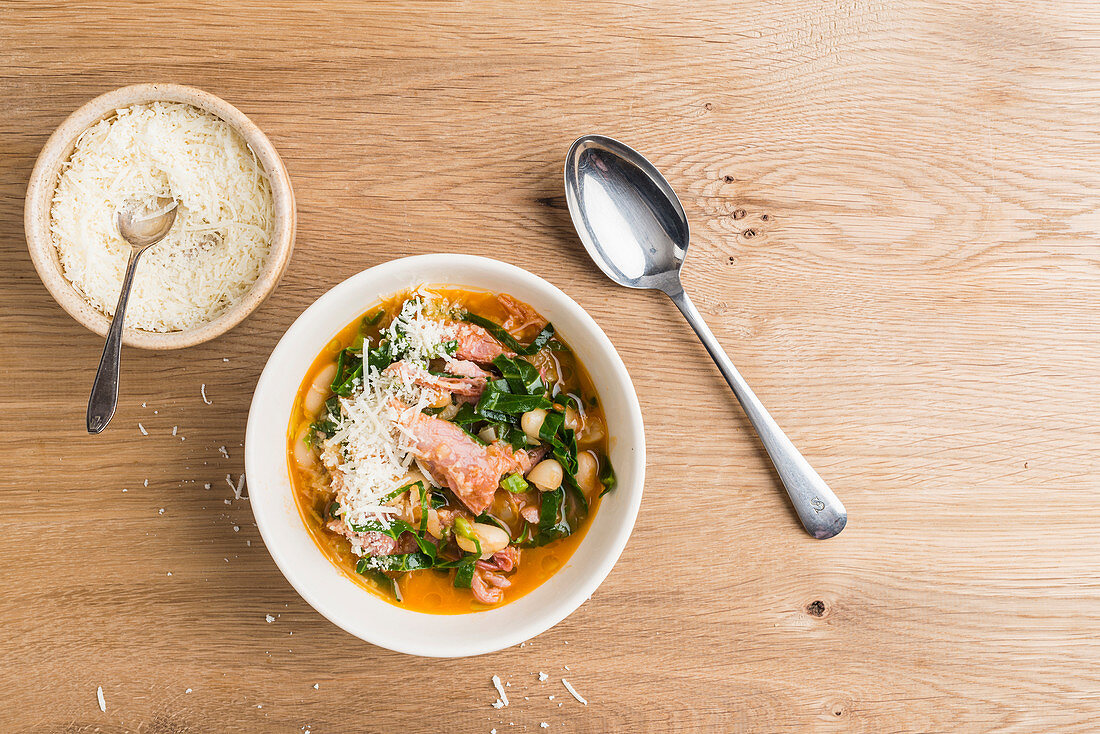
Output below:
[234,473,247,500]
[201,383,211,405]
[204,482,211,489]
[313,683,319,690]
[548,695,555,700]
[172,425,178,436]
[185,688,192,693]
[540,724,549,729]
[233,526,240,533]
[219,446,230,459]
[223,357,229,362]
[492,674,509,707]
[96,686,106,712]
[142,402,146,407]
[158,508,165,515]
[538,672,548,681]
[138,423,148,436]
[265,614,275,623]
[166,572,172,576]
[564,665,570,671]
[562,679,587,705]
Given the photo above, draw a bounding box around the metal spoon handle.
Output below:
[87,248,142,434]
[666,286,847,539]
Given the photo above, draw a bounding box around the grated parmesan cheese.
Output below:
[49,102,274,332]
[561,679,587,705]
[382,293,458,364]
[318,293,463,535]
[96,686,106,712]
[491,675,509,707]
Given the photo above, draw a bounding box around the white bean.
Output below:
[521,408,548,442]
[456,522,511,558]
[304,363,338,415]
[580,415,606,445]
[292,424,316,469]
[426,508,443,539]
[576,451,599,494]
[527,458,564,492]
[564,406,581,432]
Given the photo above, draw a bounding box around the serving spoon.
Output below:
[564,135,846,539]
[86,198,178,434]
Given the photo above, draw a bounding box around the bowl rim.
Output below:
[244,254,646,657]
[23,82,297,350]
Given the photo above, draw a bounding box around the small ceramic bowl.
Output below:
[24,83,296,350]
[245,255,646,657]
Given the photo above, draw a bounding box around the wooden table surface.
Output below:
[3,2,1099,732]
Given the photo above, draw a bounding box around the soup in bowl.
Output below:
[246,255,644,656]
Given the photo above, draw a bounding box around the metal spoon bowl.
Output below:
[564,135,846,539]
[86,198,178,433]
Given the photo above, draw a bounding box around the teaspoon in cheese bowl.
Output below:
[563,135,846,539]
[86,198,178,434]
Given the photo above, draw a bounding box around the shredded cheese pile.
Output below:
[320,295,459,532]
[382,293,458,363]
[49,102,275,332]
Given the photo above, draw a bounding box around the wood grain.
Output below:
[2,1,1099,731]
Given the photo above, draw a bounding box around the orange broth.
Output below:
[287,286,608,614]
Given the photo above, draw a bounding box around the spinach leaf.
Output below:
[598,455,617,496]
[522,488,572,547]
[452,557,477,588]
[477,383,552,416]
[491,354,544,395]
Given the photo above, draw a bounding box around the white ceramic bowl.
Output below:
[245,254,645,657]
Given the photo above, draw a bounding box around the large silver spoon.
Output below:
[87,198,178,434]
[564,135,846,539]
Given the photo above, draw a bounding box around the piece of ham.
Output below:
[394,403,534,515]
[325,518,415,557]
[383,360,487,402]
[449,322,514,365]
[472,565,512,604]
[478,546,519,574]
[498,293,547,334]
[446,359,494,381]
